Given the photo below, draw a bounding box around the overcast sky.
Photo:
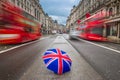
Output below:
[40,0,80,25]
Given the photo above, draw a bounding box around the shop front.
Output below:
[105,18,120,43]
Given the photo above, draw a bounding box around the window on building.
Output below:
[21,4,23,8]
[117,5,120,14]
[119,24,120,38]
[109,8,113,16]
[101,0,104,4]
[30,4,31,10]
[35,9,37,17]
[36,10,38,19]
[21,0,23,3]
[12,0,15,3]
[110,25,118,36]
[17,1,20,6]
[39,12,41,21]
[27,1,29,11]
[24,0,26,5]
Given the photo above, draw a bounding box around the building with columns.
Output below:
[66,0,120,43]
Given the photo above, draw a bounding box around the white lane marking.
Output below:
[0,36,50,54]
[78,38,120,54]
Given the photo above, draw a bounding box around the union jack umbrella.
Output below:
[42,48,72,75]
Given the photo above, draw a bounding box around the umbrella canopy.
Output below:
[42,48,72,75]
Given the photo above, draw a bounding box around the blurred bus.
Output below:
[0,1,42,44]
[77,12,107,41]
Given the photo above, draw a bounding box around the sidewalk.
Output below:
[20,36,104,80]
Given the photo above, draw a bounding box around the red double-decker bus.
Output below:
[0,1,42,44]
[77,12,107,41]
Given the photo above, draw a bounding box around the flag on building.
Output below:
[42,48,72,75]
[77,19,81,24]
[86,12,91,18]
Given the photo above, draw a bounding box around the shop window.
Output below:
[106,26,110,36]
[110,26,118,36]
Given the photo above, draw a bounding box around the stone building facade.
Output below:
[9,0,43,22]
[7,0,57,34]
[66,0,120,43]
[105,0,120,43]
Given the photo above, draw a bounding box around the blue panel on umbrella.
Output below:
[44,58,52,64]
[47,59,58,74]
[47,49,57,53]
[42,48,72,75]
[62,59,71,73]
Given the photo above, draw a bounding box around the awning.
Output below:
[105,18,120,23]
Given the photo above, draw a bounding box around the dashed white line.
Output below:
[78,38,120,54]
[0,36,50,54]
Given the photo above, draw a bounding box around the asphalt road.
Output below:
[20,35,104,80]
[0,36,56,80]
[0,34,120,80]
[67,37,120,80]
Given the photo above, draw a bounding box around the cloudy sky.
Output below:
[40,0,80,25]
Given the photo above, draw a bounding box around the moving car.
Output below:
[69,29,80,39]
